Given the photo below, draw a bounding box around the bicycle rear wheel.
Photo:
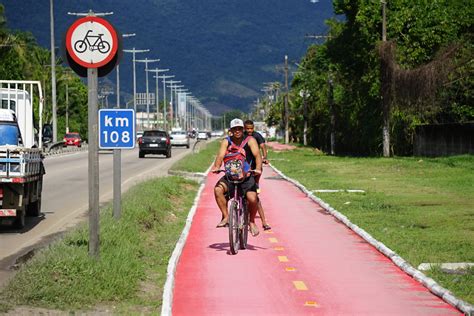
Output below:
[239,202,249,249]
[228,199,240,255]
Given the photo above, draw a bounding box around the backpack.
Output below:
[223,136,252,180]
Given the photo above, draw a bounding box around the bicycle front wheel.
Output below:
[228,199,240,255]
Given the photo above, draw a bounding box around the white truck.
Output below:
[0,80,45,229]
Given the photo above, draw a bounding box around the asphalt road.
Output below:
[0,143,195,287]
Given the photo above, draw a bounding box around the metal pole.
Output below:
[50,0,57,142]
[88,67,99,258]
[163,78,167,129]
[124,48,149,130]
[113,149,121,219]
[155,74,159,128]
[117,33,136,109]
[136,58,160,129]
[284,55,289,144]
[66,82,69,133]
[116,64,120,108]
[381,0,390,157]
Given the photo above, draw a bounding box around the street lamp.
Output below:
[116,33,135,108]
[136,58,160,129]
[123,47,149,128]
[155,74,174,130]
[147,68,169,128]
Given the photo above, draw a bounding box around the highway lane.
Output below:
[0,144,195,285]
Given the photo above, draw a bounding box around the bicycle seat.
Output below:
[98,33,104,36]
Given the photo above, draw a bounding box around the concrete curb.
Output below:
[269,163,474,315]
[161,165,212,316]
[43,144,88,158]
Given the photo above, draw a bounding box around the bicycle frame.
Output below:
[83,31,104,49]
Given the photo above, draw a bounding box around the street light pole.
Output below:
[50,0,58,142]
[156,75,175,130]
[284,55,289,144]
[116,33,135,108]
[171,85,185,127]
[147,68,169,128]
[166,80,181,128]
[123,48,149,130]
[136,58,160,129]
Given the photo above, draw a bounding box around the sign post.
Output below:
[65,13,120,258]
[99,109,135,220]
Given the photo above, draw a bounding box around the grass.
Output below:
[269,147,474,304]
[170,139,220,173]
[0,176,198,313]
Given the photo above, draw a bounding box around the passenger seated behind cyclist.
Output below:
[244,119,271,231]
[211,118,262,237]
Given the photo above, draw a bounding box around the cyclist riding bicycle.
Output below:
[244,120,271,231]
[211,118,262,237]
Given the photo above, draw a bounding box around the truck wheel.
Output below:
[27,199,41,217]
[14,210,25,229]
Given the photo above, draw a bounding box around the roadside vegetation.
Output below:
[170,139,220,173]
[0,176,198,313]
[269,147,474,303]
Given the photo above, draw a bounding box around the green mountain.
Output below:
[2,0,333,114]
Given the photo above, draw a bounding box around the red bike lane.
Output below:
[171,165,461,315]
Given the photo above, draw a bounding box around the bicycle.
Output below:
[74,30,111,54]
[216,169,257,255]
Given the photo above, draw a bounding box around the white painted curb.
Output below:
[269,163,474,315]
[161,164,213,316]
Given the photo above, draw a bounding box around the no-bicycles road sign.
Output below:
[66,16,118,68]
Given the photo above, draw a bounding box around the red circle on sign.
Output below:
[66,16,118,68]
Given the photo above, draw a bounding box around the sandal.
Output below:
[249,223,260,237]
[263,224,272,231]
[216,219,229,228]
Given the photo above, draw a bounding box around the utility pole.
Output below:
[116,33,135,108]
[175,88,189,128]
[156,75,174,130]
[50,0,57,142]
[166,80,181,128]
[123,48,149,130]
[328,75,335,155]
[284,55,289,144]
[381,0,390,157]
[168,82,183,128]
[147,68,169,128]
[136,58,160,129]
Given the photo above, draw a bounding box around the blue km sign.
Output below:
[98,109,135,149]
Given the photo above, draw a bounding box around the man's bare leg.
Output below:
[246,191,259,236]
[257,199,271,230]
[214,183,228,227]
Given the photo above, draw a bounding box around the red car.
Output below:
[63,132,82,147]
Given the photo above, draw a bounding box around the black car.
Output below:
[138,130,172,158]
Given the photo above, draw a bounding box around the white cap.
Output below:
[230,118,244,128]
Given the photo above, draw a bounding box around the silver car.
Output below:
[170,130,190,148]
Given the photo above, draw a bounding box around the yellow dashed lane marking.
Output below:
[268,237,278,243]
[305,301,319,307]
[293,281,308,291]
[285,267,296,271]
[274,246,284,251]
[278,256,289,262]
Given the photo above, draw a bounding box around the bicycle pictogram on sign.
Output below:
[74,30,111,54]
[65,16,118,69]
